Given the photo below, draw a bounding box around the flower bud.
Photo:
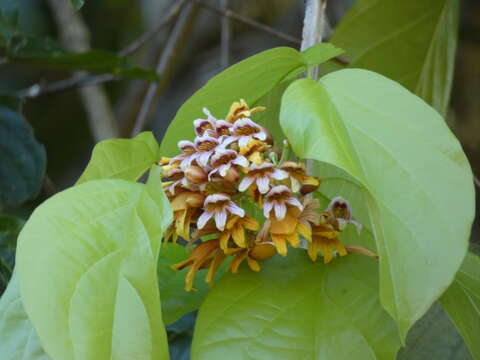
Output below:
[249,242,277,261]
[223,167,239,182]
[185,165,207,184]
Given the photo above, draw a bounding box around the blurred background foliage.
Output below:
[0,0,478,359]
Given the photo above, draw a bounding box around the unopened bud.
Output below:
[250,242,277,261]
[223,167,239,182]
[185,166,207,184]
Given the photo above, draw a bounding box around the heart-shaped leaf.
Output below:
[77,131,159,184]
[16,167,172,360]
[192,249,401,360]
[280,70,474,339]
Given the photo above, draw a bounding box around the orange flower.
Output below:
[171,239,225,291]
[219,215,260,250]
[226,240,276,273]
[280,161,320,194]
[307,197,371,263]
[165,190,204,242]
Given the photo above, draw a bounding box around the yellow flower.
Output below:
[308,221,346,263]
[225,99,265,123]
[225,240,276,273]
[165,190,204,242]
[239,139,269,165]
[280,161,320,194]
[219,215,260,250]
[171,239,225,291]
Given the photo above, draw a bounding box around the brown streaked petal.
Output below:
[345,245,379,259]
[205,252,227,285]
[231,224,246,248]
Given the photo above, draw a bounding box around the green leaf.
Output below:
[157,243,210,326]
[279,70,474,339]
[397,303,472,360]
[159,45,342,156]
[192,249,401,360]
[441,252,480,359]
[0,106,46,207]
[77,131,159,184]
[71,0,84,9]
[326,0,459,115]
[12,48,159,81]
[302,42,345,67]
[16,170,172,360]
[0,273,50,360]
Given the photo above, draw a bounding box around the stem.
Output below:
[301,0,327,176]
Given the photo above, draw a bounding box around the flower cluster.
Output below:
[160,99,376,291]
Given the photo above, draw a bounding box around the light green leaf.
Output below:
[0,273,50,360]
[157,243,210,325]
[77,131,159,184]
[16,171,172,360]
[397,303,472,360]
[280,70,474,339]
[441,252,480,359]
[0,106,46,207]
[302,42,345,67]
[159,45,342,156]
[192,249,401,360]
[326,0,459,115]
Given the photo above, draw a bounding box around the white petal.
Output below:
[238,176,255,192]
[180,156,192,170]
[256,176,270,194]
[208,168,218,180]
[254,132,267,141]
[197,211,213,229]
[274,202,287,221]
[227,202,245,218]
[214,211,227,231]
[197,151,212,167]
[238,136,250,148]
[286,197,303,210]
[233,155,248,168]
[221,136,237,147]
[219,164,231,177]
[263,201,273,218]
[290,177,301,192]
[271,169,288,180]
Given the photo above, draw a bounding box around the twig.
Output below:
[301,0,327,187]
[131,3,196,137]
[46,0,118,140]
[20,0,186,99]
[118,0,189,57]
[194,0,301,45]
[220,0,231,70]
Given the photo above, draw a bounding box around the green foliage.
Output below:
[0,273,50,360]
[326,0,459,115]
[0,106,46,207]
[280,71,475,339]
[159,44,343,156]
[441,252,480,359]
[192,249,401,360]
[0,215,24,291]
[397,303,472,360]
[157,243,210,326]
[77,132,160,184]
[16,167,172,360]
